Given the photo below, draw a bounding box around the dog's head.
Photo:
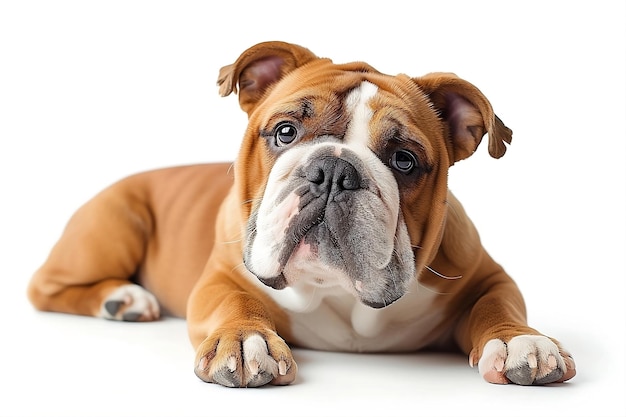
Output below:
[218,41,512,308]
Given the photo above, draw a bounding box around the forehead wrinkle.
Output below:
[367,88,434,142]
[310,94,349,137]
[269,92,349,139]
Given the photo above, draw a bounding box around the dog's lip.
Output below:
[281,236,317,271]
[244,237,305,290]
[251,237,315,290]
[256,272,288,290]
[361,294,403,309]
[280,216,320,259]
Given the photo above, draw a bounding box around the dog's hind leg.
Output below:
[27,176,159,321]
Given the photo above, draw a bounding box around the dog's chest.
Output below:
[252,275,449,352]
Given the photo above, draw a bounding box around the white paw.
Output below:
[478,335,573,385]
[99,284,160,321]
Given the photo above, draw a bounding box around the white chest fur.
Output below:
[251,272,449,352]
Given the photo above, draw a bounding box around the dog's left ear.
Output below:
[413,73,512,163]
[217,41,319,114]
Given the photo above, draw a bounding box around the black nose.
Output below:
[305,156,361,196]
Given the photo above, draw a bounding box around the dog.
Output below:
[27,41,576,388]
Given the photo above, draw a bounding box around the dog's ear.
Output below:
[413,73,512,163]
[217,41,318,114]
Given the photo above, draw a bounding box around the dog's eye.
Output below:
[274,122,298,146]
[390,150,418,174]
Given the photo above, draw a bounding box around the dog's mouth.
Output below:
[251,221,328,290]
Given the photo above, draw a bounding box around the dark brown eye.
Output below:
[274,122,298,146]
[390,150,418,174]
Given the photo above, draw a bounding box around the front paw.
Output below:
[475,335,576,385]
[194,329,297,388]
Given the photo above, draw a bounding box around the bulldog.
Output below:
[27,41,576,388]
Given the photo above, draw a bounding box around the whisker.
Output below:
[425,265,462,280]
[231,262,249,274]
[241,198,262,206]
[220,237,243,245]
[385,262,399,294]
[302,285,319,311]
[417,281,453,296]
[217,230,245,246]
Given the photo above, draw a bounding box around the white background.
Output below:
[1,1,625,416]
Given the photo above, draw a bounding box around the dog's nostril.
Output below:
[306,167,325,185]
[337,172,359,190]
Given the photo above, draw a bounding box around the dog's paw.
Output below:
[194,329,297,388]
[99,284,160,322]
[475,335,576,385]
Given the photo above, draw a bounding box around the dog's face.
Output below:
[242,66,439,309]
[218,42,511,308]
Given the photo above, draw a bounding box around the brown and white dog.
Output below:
[27,41,576,388]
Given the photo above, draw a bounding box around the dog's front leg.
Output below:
[455,258,576,385]
[187,267,297,388]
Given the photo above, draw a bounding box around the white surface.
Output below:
[1,1,625,416]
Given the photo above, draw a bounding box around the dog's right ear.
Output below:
[217,41,318,114]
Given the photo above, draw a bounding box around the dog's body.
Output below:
[28,41,575,387]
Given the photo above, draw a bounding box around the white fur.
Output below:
[247,191,301,278]
[99,284,160,321]
[246,266,443,352]
[477,339,507,374]
[344,81,378,148]
[289,279,442,351]
[242,334,279,377]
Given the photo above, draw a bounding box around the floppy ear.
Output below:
[413,73,512,163]
[217,41,319,115]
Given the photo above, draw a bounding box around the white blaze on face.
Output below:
[344,81,378,147]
